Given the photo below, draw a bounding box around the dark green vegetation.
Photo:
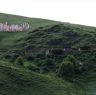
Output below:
[0,13,96,95]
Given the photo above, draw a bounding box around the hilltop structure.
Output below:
[0,22,30,32]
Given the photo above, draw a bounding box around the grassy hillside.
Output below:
[0,12,96,49]
[0,62,84,95]
[0,13,60,49]
[0,13,59,29]
[0,13,96,95]
[13,24,96,68]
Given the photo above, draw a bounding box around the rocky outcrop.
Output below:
[0,22,30,32]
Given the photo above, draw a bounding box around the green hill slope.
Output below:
[0,12,96,50]
[0,13,59,29]
[0,13,96,95]
[0,13,59,49]
[0,64,84,95]
[12,24,96,69]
